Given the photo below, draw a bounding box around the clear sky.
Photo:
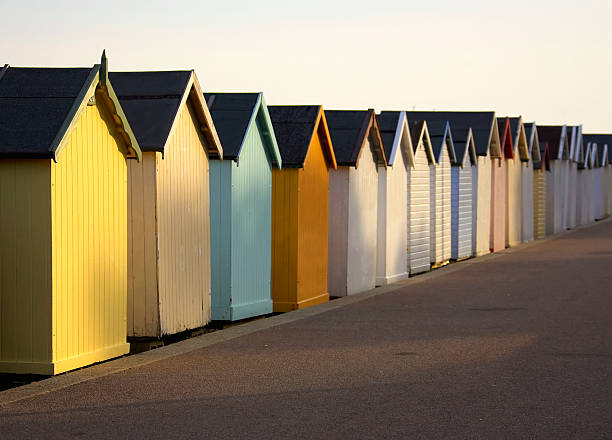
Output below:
[2,0,611,132]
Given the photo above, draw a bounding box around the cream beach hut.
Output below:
[326,110,386,296]
[506,117,530,246]
[521,121,540,242]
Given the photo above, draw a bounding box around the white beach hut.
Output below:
[505,117,530,247]
[450,128,476,260]
[326,109,386,296]
[537,126,570,235]
[375,111,409,285]
[583,134,612,218]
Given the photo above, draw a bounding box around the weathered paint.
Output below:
[451,161,473,260]
[272,124,331,311]
[533,168,547,239]
[376,125,408,285]
[430,144,452,265]
[408,137,432,274]
[128,100,211,337]
[473,155,492,256]
[329,140,379,296]
[211,115,273,321]
[0,92,131,375]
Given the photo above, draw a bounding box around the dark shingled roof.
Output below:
[0,67,93,157]
[110,71,191,152]
[406,111,492,157]
[583,134,612,165]
[376,111,401,164]
[268,105,319,167]
[325,110,372,166]
[408,120,426,151]
[537,125,564,159]
[204,92,259,160]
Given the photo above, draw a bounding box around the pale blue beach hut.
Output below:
[205,92,282,321]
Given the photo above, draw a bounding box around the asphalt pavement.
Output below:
[1,220,611,439]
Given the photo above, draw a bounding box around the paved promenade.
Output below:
[1,220,611,439]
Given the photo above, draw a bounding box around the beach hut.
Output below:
[583,134,612,218]
[375,111,410,285]
[565,125,581,229]
[268,106,336,311]
[493,117,511,251]
[522,122,541,242]
[593,142,607,220]
[110,71,222,339]
[586,144,597,222]
[450,128,476,260]
[0,55,142,374]
[533,141,550,239]
[205,93,281,320]
[537,125,570,235]
[506,117,530,246]
[575,138,588,226]
[406,120,436,274]
[326,110,386,296]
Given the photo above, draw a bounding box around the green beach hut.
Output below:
[205,92,282,321]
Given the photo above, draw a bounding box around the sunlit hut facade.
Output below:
[0,56,142,374]
[533,140,550,239]
[593,141,608,220]
[505,117,530,246]
[493,117,511,252]
[575,136,589,226]
[583,134,612,217]
[111,70,222,338]
[375,111,410,285]
[268,105,336,311]
[206,93,281,320]
[537,125,570,235]
[326,110,386,296]
[521,122,541,242]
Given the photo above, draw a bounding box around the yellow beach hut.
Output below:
[0,54,141,375]
[110,70,222,339]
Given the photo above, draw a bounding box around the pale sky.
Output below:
[2,0,612,132]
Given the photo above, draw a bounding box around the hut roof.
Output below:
[408,120,436,164]
[205,92,280,166]
[537,125,567,160]
[376,111,409,166]
[268,105,336,168]
[325,109,386,167]
[0,57,141,160]
[583,134,612,165]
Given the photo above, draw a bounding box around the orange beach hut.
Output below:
[268,106,337,312]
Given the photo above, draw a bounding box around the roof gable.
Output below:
[583,134,612,165]
[524,122,541,163]
[268,105,336,169]
[206,92,279,167]
[509,117,530,161]
[537,125,569,160]
[325,109,386,168]
[0,52,141,161]
[377,111,415,167]
[497,117,514,159]
[408,120,436,164]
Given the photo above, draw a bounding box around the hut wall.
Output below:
[328,167,349,297]
[451,163,473,260]
[533,169,547,239]
[49,100,130,374]
[127,153,159,337]
[506,157,522,247]
[474,155,491,256]
[576,169,585,226]
[272,168,300,308]
[567,163,577,228]
[546,161,565,235]
[594,167,604,220]
[521,160,535,242]
[376,147,408,285]
[407,144,431,274]
[346,142,379,295]
[211,116,273,320]
[0,160,52,373]
[430,148,451,265]
[490,157,506,252]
